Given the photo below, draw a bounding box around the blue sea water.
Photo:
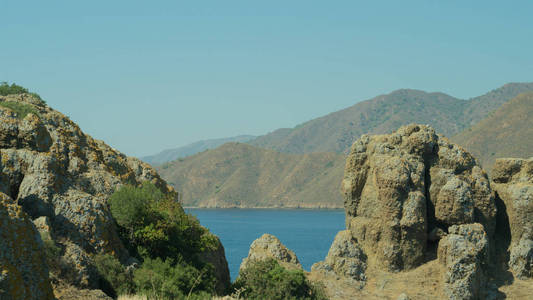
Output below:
[187,208,345,281]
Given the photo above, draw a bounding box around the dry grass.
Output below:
[118,295,148,300]
[118,295,237,300]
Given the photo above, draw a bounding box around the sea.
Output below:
[186,208,345,281]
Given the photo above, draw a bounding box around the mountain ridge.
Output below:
[141,134,256,165]
[249,82,533,154]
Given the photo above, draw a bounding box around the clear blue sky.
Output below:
[1,1,532,157]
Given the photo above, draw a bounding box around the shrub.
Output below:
[133,258,216,299]
[107,182,220,298]
[233,259,327,300]
[94,254,135,297]
[0,82,28,95]
[109,182,218,261]
[0,82,44,102]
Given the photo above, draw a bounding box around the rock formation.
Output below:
[304,124,506,299]
[0,93,229,295]
[237,124,533,299]
[342,124,495,272]
[311,230,367,286]
[437,223,489,300]
[239,234,302,274]
[492,157,533,278]
[0,192,54,300]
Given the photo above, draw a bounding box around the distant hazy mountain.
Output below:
[142,135,256,165]
[156,142,345,208]
[249,83,533,154]
[452,92,533,171]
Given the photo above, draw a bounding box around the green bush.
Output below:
[133,257,215,299]
[0,82,44,102]
[107,181,220,298]
[0,82,28,95]
[94,254,135,297]
[109,182,217,261]
[233,259,327,300]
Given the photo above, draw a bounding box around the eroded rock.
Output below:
[492,157,533,278]
[438,223,489,300]
[342,124,496,272]
[311,230,367,287]
[239,233,302,273]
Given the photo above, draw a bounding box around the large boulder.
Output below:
[492,157,533,278]
[342,124,496,272]
[0,192,54,300]
[0,94,229,292]
[311,230,367,286]
[437,223,489,300]
[239,234,302,274]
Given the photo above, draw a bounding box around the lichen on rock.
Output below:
[0,192,54,300]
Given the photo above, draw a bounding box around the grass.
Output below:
[0,100,41,119]
[118,295,234,300]
[118,296,148,300]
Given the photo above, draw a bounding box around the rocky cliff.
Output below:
[0,93,229,296]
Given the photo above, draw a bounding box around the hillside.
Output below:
[0,90,230,298]
[141,134,256,165]
[156,143,345,208]
[452,92,533,171]
[249,82,533,154]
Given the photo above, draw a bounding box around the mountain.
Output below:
[141,135,256,165]
[249,82,533,154]
[452,92,533,171]
[156,142,345,208]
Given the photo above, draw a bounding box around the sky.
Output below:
[1,1,532,157]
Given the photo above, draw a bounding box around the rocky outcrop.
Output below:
[0,94,229,293]
[0,192,54,300]
[492,157,533,278]
[311,230,367,288]
[437,223,489,300]
[342,124,496,272]
[239,234,302,273]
